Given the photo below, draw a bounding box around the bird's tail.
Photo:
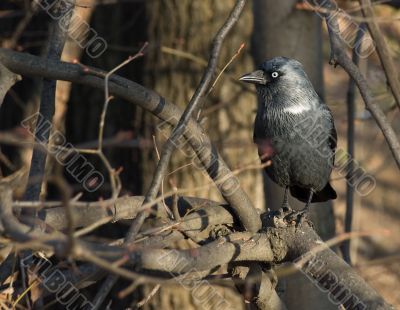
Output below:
[290,183,337,203]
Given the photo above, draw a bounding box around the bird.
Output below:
[239,57,337,212]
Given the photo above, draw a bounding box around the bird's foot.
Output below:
[284,212,304,226]
[263,204,312,228]
[298,204,310,217]
[296,209,309,226]
[282,206,310,227]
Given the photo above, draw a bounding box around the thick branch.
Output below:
[134,232,273,272]
[283,223,393,309]
[15,196,235,239]
[125,215,392,309]
[0,189,392,308]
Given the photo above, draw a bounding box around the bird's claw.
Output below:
[264,205,311,228]
[283,208,309,227]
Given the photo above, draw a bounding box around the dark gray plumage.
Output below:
[240,57,337,209]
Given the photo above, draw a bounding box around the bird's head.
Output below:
[239,57,309,88]
[239,57,318,113]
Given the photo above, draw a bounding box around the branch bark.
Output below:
[14,196,235,241]
[284,222,393,309]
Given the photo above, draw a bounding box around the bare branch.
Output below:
[0,48,261,237]
[0,184,393,308]
[342,24,366,265]
[320,0,400,168]
[135,284,160,308]
[360,0,400,111]
[24,0,75,201]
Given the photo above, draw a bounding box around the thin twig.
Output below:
[89,43,153,309]
[170,179,180,221]
[118,280,141,299]
[3,1,39,49]
[12,279,38,309]
[152,135,173,219]
[208,42,245,94]
[136,284,160,308]
[161,45,255,95]
[73,245,139,282]
[74,216,113,237]
[98,42,148,199]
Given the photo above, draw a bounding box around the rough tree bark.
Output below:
[143,0,264,208]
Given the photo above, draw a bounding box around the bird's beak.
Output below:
[239,70,267,85]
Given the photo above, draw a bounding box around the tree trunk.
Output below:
[142,0,265,308]
[251,1,337,309]
[143,0,265,210]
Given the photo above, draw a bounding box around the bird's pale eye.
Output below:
[271,71,279,78]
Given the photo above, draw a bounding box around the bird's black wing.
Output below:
[324,104,337,159]
[319,100,337,154]
[290,103,338,203]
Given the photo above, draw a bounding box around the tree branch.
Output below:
[285,220,393,309]
[14,196,235,243]
[0,48,261,236]
[319,0,400,168]
[342,23,366,265]
[24,0,75,201]
[359,0,400,111]
[0,185,393,309]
